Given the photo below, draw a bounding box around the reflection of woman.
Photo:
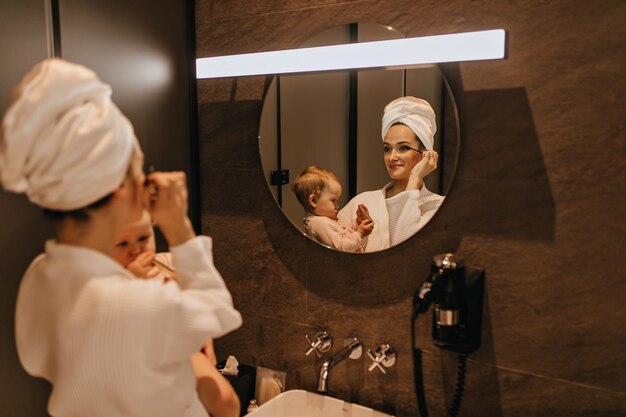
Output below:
[338,96,445,252]
[0,59,242,417]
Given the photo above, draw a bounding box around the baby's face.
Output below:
[112,211,156,267]
[314,179,341,220]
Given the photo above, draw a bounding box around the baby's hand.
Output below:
[357,219,374,238]
[356,204,372,224]
[127,251,160,279]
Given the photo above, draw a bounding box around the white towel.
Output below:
[381,96,437,150]
[0,58,137,210]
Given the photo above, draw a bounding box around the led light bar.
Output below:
[196,29,506,79]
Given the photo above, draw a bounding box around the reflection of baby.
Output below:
[292,166,374,253]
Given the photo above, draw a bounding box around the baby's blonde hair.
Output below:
[292,166,339,212]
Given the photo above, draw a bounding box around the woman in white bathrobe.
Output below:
[0,59,242,417]
[338,97,445,252]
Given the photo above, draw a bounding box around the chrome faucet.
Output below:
[317,338,362,393]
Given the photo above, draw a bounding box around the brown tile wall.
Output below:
[195,1,626,415]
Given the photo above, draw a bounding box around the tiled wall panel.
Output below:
[196,1,626,415]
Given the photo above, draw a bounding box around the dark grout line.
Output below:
[468,358,626,397]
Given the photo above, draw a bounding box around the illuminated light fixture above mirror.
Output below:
[196,29,506,79]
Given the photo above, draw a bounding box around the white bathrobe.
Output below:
[338,182,445,252]
[15,236,242,417]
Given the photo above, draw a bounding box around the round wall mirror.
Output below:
[259,22,460,253]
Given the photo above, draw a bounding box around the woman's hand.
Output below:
[147,171,195,247]
[191,351,240,417]
[407,150,439,191]
[127,251,160,279]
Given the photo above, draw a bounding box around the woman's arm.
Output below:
[191,351,240,417]
[155,236,242,362]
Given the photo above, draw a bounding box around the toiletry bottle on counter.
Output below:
[247,399,259,414]
[255,366,285,405]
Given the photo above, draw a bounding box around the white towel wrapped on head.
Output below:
[381,96,437,150]
[0,58,137,210]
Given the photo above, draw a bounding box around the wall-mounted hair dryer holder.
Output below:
[412,253,485,417]
[414,253,484,353]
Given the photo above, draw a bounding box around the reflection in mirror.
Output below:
[259,23,460,253]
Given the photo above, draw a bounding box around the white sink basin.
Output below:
[247,389,394,417]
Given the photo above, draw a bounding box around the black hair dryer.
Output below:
[412,253,485,417]
[414,253,484,353]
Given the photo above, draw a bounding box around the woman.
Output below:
[0,59,242,417]
[338,96,445,252]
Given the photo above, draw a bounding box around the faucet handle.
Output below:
[305,331,333,357]
[367,344,396,374]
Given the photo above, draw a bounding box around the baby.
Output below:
[292,166,374,253]
[112,210,176,282]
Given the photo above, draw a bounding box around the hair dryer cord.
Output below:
[447,353,467,417]
[412,307,469,417]
[412,308,429,417]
